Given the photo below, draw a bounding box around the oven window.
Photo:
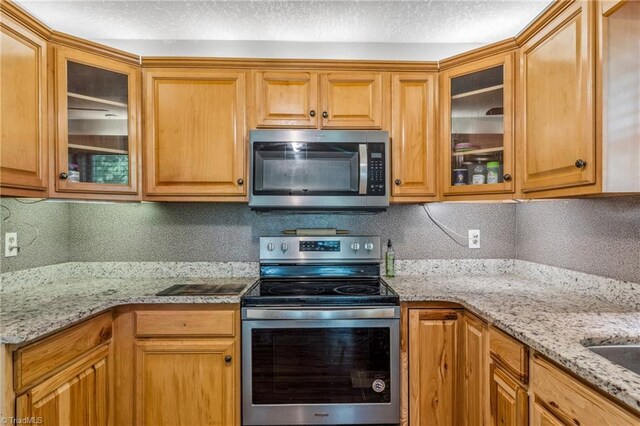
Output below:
[253,142,360,195]
[251,327,391,404]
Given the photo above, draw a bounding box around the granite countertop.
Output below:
[1,260,639,413]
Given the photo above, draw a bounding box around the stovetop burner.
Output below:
[333,284,378,295]
[267,284,326,296]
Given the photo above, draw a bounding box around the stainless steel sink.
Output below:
[586,345,640,375]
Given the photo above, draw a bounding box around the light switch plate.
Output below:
[5,232,18,257]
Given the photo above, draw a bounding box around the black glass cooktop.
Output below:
[241,278,399,307]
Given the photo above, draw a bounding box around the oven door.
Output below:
[242,307,400,425]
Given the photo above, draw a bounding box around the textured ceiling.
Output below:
[17,0,553,44]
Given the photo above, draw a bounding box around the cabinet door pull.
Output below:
[224,355,232,363]
[309,110,316,117]
[394,179,402,186]
[503,174,512,181]
[59,172,68,180]
[575,159,586,169]
[322,111,328,118]
[237,178,244,185]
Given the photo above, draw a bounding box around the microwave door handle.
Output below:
[359,144,368,195]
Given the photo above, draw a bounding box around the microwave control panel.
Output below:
[367,144,386,196]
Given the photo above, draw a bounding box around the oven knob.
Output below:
[266,242,275,251]
[365,242,374,251]
[281,242,288,252]
[351,242,360,251]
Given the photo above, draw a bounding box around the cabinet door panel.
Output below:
[144,69,246,197]
[255,71,318,128]
[441,53,515,196]
[53,47,140,197]
[320,73,382,129]
[520,2,595,192]
[490,362,528,426]
[409,309,458,426]
[391,73,437,198]
[531,400,566,426]
[135,339,236,426]
[459,314,488,426]
[0,14,47,195]
[16,345,110,426]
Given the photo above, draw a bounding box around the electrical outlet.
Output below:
[468,230,480,249]
[5,232,18,257]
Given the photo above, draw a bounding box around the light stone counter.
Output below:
[1,260,639,413]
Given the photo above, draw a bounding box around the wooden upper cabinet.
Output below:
[255,71,318,128]
[143,69,246,199]
[519,1,595,193]
[52,46,141,198]
[408,309,458,426]
[440,53,515,197]
[135,339,237,426]
[320,72,383,129]
[0,12,48,196]
[391,73,437,200]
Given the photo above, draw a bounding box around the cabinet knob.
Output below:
[224,355,232,363]
[575,159,586,169]
[237,178,244,185]
[59,172,68,180]
[394,179,401,186]
[309,110,316,117]
[503,174,512,182]
[322,111,328,118]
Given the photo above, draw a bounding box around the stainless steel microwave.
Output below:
[249,130,389,211]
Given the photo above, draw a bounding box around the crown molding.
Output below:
[141,56,438,72]
[438,38,518,71]
[0,0,51,39]
[515,0,576,46]
[50,31,140,65]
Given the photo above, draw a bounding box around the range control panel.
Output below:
[299,240,341,252]
[260,236,381,262]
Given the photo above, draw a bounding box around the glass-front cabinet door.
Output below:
[54,47,140,197]
[441,53,515,196]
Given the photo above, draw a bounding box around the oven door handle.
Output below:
[243,307,399,320]
[359,144,368,195]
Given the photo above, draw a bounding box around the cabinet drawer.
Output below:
[135,310,235,337]
[531,354,640,425]
[489,326,528,382]
[14,311,112,391]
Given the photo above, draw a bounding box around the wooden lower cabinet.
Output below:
[530,354,640,426]
[134,339,236,426]
[113,305,240,426]
[530,399,565,426]
[408,309,459,426]
[16,344,111,426]
[458,313,489,426]
[490,361,528,426]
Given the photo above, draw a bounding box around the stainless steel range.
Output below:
[241,236,400,426]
